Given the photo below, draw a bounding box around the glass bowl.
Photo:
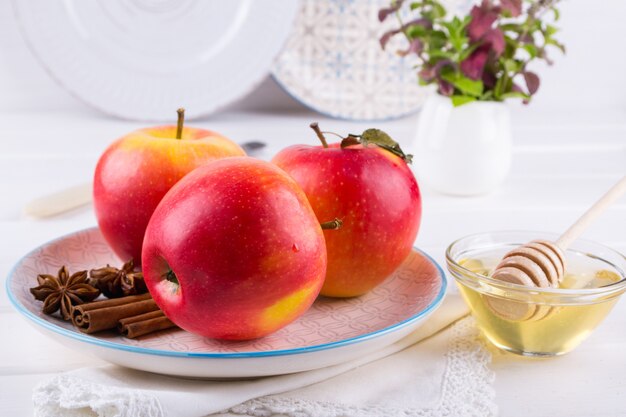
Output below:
[446,231,626,357]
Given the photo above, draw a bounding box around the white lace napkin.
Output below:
[33,293,496,417]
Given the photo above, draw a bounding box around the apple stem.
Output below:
[176,108,185,140]
[310,122,328,148]
[320,218,343,230]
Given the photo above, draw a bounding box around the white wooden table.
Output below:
[1,107,625,416]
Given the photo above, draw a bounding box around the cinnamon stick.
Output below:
[72,293,158,334]
[118,310,177,338]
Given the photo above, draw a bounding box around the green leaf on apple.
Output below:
[360,129,413,164]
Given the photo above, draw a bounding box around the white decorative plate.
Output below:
[7,228,446,378]
[13,0,299,121]
[271,0,468,121]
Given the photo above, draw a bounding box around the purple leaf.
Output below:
[419,66,435,82]
[511,83,530,104]
[482,69,497,89]
[403,18,433,31]
[379,18,431,51]
[378,7,395,22]
[420,60,454,82]
[512,83,524,93]
[468,1,499,41]
[398,38,423,57]
[460,47,489,80]
[483,28,505,55]
[379,29,400,49]
[378,0,405,22]
[500,0,522,17]
[523,71,540,94]
[438,79,454,96]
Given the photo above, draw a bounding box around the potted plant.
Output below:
[380,0,564,195]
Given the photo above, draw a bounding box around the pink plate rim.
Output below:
[7,227,447,359]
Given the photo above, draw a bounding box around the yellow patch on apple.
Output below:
[259,284,318,331]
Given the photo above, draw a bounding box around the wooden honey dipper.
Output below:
[487,176,626,321]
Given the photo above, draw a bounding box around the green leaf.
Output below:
[429,30,447,40]
[530,19,542,32]
[441,72,484,97]
[428,49,455,59]
[360,128,395,147]
[360,129,413,163]
[431,2,446,18]
[481,90,494,100]
[451,95,477,106]
[500,23,523,33]
[546,38,566,53]
[504,59,515,73]
[545,24,559,37]
[523,44,538,58]
[456,78,484,97]
[441,21,455,35]
[427,30,448,49]
[500,91,530,100]
[451,16,462,30]
[458,43,479,61]
[418,77,430,86]
[421,10,435,20]
[503,38,517,58]
[441,17,464,50]
[504,35,518,46]
[494,72,507,99]
[504,59,522,73]
[504,76,514,94]
[551,7,560,21]
[407,25,427,38]
[452,36,467,52]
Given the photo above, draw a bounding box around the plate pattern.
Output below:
[9,228,443,355]
[271,0,470,121]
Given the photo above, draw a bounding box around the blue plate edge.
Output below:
[6,227,448,359]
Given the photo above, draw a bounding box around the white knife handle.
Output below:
[23,182,93,218]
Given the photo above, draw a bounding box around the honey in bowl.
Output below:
[447,233,626,357]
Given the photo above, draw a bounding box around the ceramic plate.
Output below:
[271,0,469,121]
[13,0,298,121]
[7,228,446,378]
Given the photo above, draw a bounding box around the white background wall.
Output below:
[0,0,624,119]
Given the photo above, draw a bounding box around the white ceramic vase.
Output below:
[411,94,512,196]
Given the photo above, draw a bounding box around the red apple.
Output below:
[94,109,245,264]
[272,124,421,297]
[141,157,329,340]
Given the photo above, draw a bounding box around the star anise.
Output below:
[30,266,101,320]
[88,259,147,298]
